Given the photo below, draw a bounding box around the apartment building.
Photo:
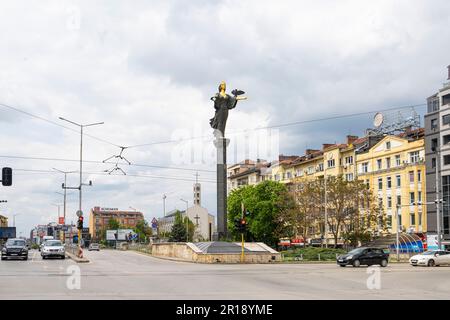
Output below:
[356,129,426,235]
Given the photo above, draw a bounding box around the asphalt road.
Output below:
[1,249,450,299]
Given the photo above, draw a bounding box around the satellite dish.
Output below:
[374,113,384,128]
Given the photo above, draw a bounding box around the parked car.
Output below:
[337,247,389,267]
[1,238,29,261]
[88,243,100,251]
[41,240,65,259]
[409,250,450,267]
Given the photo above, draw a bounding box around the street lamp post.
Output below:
[59,117,104,256]
[434,147,443,250]
[163,194,167,217]
[12,213,20,227]
[53,169,76,228]
[180,199,189,242]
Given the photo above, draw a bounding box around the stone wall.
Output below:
[151,242,281,264]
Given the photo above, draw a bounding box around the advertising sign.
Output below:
[427,234,443,251]
[107,229,136,241]
[58,217,65,225]
[106,230,117,241]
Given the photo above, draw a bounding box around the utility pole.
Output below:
[163,194,167,217]
[53,168,76,233]
[435,148,443,250]
[59,117,103,257]
[180,199,189,242]
[13,213,20,228]
[324,172,328,248]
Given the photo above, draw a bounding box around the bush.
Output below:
[281,247,346,261]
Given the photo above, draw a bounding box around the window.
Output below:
[387,216,392,228]
[443,114,450,125]
[386,157,391,169]
[345,156,353,165]
[431,138,438,152]
[395,155,401,166]
[296,169,303,177]
[327,159,335,168]
[444,155,450,166]
[409,151,420,163]
[398,214,402,229]
[377,159,382,170]
[345,173,354,181]
[365,179,370,189]
[274,174,280,181]
[286,172,292,179]
[307,166,314,175]
[409,171,414,183]
[387,176,392,189]
[387,196,392,209]
[444,135,450,145]
[318,163,324,171]
[431,119,438,130]
[378,177,383,190]
[410,214,416,226]
[361,162,368,173]
[410,192,415,205]
[418,191,422,204]
[397,195,401,207]
[418,170,422,183]
[386,141,391,150]
[432,158,436,168]
[418,212,422,226]
[396,175,401,188]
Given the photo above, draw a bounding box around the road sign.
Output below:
[76,210,83,217]
[151,217,158,228]
[58,217,65,225]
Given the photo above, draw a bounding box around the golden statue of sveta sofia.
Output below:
[209,81,246,138]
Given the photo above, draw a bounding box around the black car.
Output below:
[337,247,389,267]
[1,238,29,261]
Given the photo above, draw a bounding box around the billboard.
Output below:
[0,227,16,239]
[106,229,136,241]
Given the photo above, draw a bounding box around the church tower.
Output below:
[193,172,201,206]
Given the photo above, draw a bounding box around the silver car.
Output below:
[41,240,65,259]
[88,243,100,251]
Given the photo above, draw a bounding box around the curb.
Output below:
[65,251,90,263]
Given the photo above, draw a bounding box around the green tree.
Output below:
[227,180,296,247]
[133,219,153,243]
[169,211,187,242]
[108,218,121,230]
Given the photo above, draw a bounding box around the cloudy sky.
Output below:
[0,0,449,236]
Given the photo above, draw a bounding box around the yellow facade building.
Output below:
[0,215,8,227]
[356,129,426,235]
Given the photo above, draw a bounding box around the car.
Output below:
[41,240,65,259]
[1,238,29,261]
[409,250,450,267]
[337,247,389,267]
[88,243,100,251]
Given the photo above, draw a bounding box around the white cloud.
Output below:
[0,0,449,235]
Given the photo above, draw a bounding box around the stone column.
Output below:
[214,137,230,240]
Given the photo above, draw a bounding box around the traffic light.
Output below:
[234,218,247,233]
[1,167,12,186]
[77,216,84,230]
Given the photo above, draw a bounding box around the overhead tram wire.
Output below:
[0,102,121,148]
[1,100,426,150]
[0,155,215,173]
[124,103,427,148]
[13,168,216,183]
